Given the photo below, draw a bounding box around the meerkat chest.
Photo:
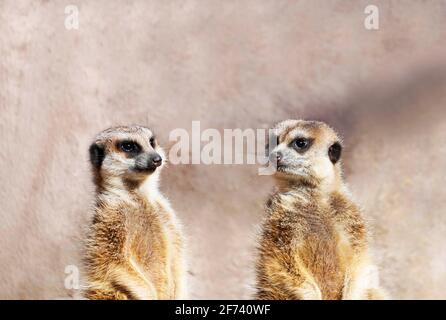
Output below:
[297,209,356,261]
[296,212,340,254]
[124,201,177,262]
[299,213,353,299]
[122,199,182,299]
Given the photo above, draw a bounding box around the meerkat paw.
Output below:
[343,265,380,300]
[366,287,389,300]
[296,281,322,300]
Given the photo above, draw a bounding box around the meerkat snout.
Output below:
[134,152,162,172]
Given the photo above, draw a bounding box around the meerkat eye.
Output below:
[149,137,156,148]
[119,141,140,153]
[293,138,310,151]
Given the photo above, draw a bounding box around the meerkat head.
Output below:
[268,120,343,188]
[89,126,165,189]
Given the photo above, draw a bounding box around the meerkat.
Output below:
[82,125,186,300]
[255,120,387,300]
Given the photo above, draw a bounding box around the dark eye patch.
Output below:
[118,140,141,156]
[290,137,313,153]
[328,142,342,164]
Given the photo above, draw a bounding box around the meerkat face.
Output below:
[269,120,342,185]
[89,126,165,185]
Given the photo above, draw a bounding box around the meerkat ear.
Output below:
[89,143,105,168]
[328,142,342,164]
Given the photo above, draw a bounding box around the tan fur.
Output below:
[255,120,387,300]
[82,126,186,300]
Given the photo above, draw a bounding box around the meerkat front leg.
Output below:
[168,237,187,299]
[171,253,187,299]
[164,219,187,299]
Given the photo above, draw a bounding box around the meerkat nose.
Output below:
[269,151,283,165]
[151,154,162,167]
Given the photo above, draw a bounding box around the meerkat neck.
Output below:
[274,176,346,206]
[95,177,132,204]
[139,176,162,202]
[274,175,319,194]
[96,175,160,203]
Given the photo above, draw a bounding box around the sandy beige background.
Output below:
[1,0,446,299]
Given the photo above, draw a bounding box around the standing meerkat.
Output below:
[255,120,387,300]
[83,125,186,300]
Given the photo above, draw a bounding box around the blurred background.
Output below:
[1,0,445,299]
